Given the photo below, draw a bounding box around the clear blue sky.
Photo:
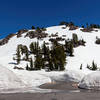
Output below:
[0,0,100,38]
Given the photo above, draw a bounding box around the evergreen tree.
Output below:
[91,61,97,70]
[42,41,49,56]
[87,64,91,69]
[87,61,97,71]
[65,40,74,56]
[30,42,40,55]
[35,41,40,54]
[69,21,74,26]
[16,45,21,64]
[36,27,42,33]
[24,46,29,61]
[31,26,35,29]
[34,54,43,70]
[26,64,29,70]
[80,64,82,70]
[48,57,54,71]
[51,45,66,71]
[41,27,46,31]
[30,58,34,70]
[72,33,78,44]
[68,42,74,56]
[59,21,68,26]
[30,42,35,54]
[82,25,84,28]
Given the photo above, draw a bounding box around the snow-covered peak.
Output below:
[0,25,100,92]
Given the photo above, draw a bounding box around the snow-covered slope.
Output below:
[0,25,100,92]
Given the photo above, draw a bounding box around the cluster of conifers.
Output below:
[15,33,85,71]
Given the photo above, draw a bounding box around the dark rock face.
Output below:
[25,31,48,39]
[80,28,94,32]
[17,29,28,38]
[0,33,16,46]
[49,37,65,42]
[69,26,78,30]
[51,33,58,37]
[14,66,24,70]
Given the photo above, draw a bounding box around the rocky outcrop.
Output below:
[49,37,65,42]
[80,28,94,32]
[0,33,16,46]
[17,29,28,38]
[69,26,78,30]
[25,31,48,39]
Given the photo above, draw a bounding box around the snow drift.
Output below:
[0,65,26,89]
[79,71,100,90]
[49,70,84,83]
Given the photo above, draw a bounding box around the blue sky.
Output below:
[0,0,100,38]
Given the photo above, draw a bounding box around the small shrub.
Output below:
[36,27,42,33]
[95,37,100,44]
[80,64,82,70]
[31,26,35,29]
[87,61,98,71]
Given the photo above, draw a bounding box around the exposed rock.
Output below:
[14,66,24,70]
[51,33,58,37]
[62,35,66,37]
[56,37,65,41]
[69,26,78,30]
[62,27,66,29]
[25,31,48,39]
[80,28,94,32]
[17,29,28,38]
[49,37,65,42]
[0,33,16,46]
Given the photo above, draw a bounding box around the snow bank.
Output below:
[50,70,84,83]
[79,71,100,90]
[0,65,26,89]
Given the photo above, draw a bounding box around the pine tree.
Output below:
[72,33,78,44]
[30,58,34,70]
[51,45,66,71]
[34,42,40,55]
[87,64,91,69]
[91,61,97,70]
[41,27,46,31]
[36,27,42,33]
[42,41,49,56]
[24,46,29,61]
[31,26,35,29]
[30,42,40,55]
[82,25,84,28]
[42,41,46,54]
[59,21,68,26]
[16,45,21,64]
[87,61,97,71]
[80,64,82,70]
[30,42,35,54]
[34,54,42,70]
[26,64,29,70]
[48,57,54,71]
[68,43,74,56]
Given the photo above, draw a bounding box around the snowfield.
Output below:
[0,25,100,92]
